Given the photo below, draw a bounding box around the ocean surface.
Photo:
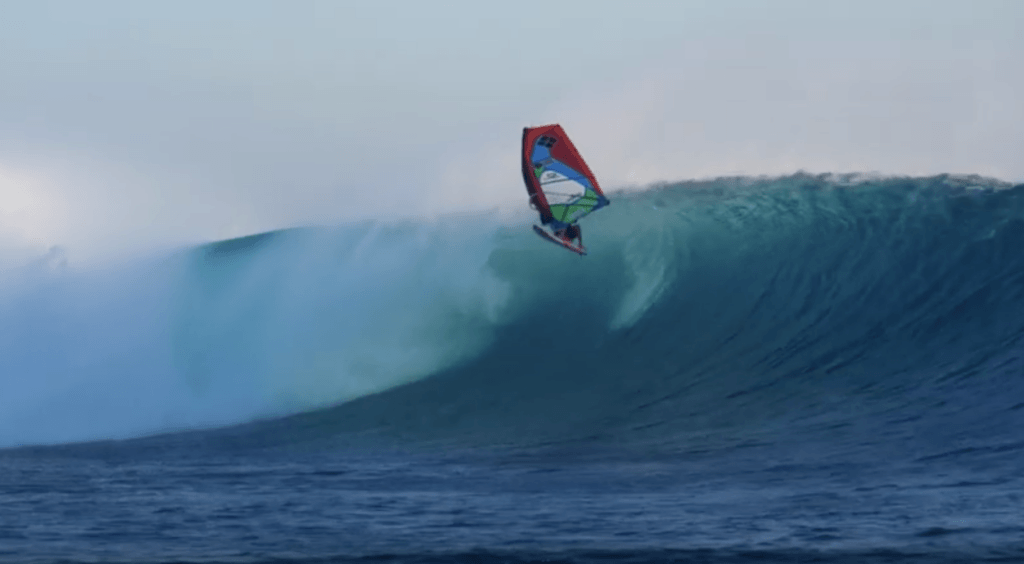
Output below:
[2,173,1024,563]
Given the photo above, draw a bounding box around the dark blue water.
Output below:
[2,173,1024,563]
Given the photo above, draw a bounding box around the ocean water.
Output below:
[2,173,1024,563]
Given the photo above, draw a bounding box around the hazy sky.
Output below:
[1,0,1022,262]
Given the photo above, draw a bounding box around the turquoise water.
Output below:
[2,173,1023,562]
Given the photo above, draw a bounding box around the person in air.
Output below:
[555,223,582,247]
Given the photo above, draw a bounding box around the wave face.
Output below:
[3,173,1024,461]
[238,173,1024,464]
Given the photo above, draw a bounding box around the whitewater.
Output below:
[2,172,1024,563]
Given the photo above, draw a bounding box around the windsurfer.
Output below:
[555,223,582,247]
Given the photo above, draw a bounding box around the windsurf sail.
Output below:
[521,124,610,228]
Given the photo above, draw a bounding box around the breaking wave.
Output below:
[3,173,1024,461]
